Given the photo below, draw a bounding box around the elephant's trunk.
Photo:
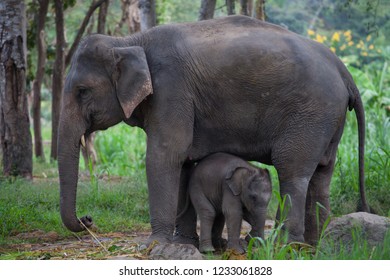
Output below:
[245,208,267,240]
[58,114,90,232]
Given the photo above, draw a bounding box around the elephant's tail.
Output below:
[348,82,370,213]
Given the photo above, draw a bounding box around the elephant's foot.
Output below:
[212,237,227,251]
[278,224,305,244]
[173,231,199,248]
[199,240,215,254]
[285,231,305,244]
[227,241,245,255]
[143,233,172,248]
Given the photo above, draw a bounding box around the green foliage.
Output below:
[330,51,390,216]
[156,0,198,23]
[93,124,146,177]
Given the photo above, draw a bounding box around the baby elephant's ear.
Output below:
[112,46,153,119]
[226,167,250,196]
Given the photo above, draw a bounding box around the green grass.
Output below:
[0,168,150,245]
[247,224,390,260]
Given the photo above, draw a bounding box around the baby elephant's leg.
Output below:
[224,209,245,254]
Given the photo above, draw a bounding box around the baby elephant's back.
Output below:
[191,153,250,187]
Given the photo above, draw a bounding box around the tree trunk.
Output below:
[50,0,65,161]
[114,0,141,35]
[0,0,33,178]
[139,0,156,31]
[240,0,249,16]
[199,0,216,20]
[65,0,107,67]
[129,0,141,33]
[32,0,49,161]
[97,0,109,34]
[255,0,265,21]
[226,0,236,15]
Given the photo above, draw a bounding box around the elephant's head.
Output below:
[58,35,152,232]
[226,166,272,239]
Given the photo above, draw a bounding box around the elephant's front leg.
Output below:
[224,208,245,254]
[145,145,187,244]
[144,116,193,244]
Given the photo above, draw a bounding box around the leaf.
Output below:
[108,245,121,252]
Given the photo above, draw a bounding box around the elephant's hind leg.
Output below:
[304,125,343,245]
[197,202,218,253]
[174,162,199,247]
[272,130,330,243]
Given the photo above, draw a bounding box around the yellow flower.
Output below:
[357,40,365,49]
[344,30,352,37]
[307,29,315,36]
[366,35,371,41]
[348,41,354,46]
[361,51,368,56]
[369,44,374,50]
[340,44,346,51]
[331,32,340,42]
[330,47,336,53]
[377,49,382,53]
[315,34,324,43]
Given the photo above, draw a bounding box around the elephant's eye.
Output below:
[77,87,87,96]
[77,87,91,101]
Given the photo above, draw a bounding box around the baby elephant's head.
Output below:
[226,166,272,239]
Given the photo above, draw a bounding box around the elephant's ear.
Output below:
[112,46,153,119]
[226,167,251,196]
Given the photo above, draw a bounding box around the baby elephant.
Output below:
[188,153,272,254]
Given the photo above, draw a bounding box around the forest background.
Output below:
[0,0,389,259]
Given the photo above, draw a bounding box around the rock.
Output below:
[148,243,204,260]
[321,212,390,251]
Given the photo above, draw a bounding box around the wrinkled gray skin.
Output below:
[58,15,368,246]
[186,153,272,254]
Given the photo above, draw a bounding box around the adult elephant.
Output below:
[58,15,368,245]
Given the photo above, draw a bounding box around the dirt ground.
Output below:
[1,221,275,260]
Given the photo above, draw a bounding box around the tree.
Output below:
[240,0,249,16]
[114,0,141,35]
[139,0,156,31]
[32,0,49,161]
[97,0,109,34]
[199,0,216,20]
[0,0,33,178]
[254,0,265,21]
[50,0,66,161]
[226,0,236,15]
